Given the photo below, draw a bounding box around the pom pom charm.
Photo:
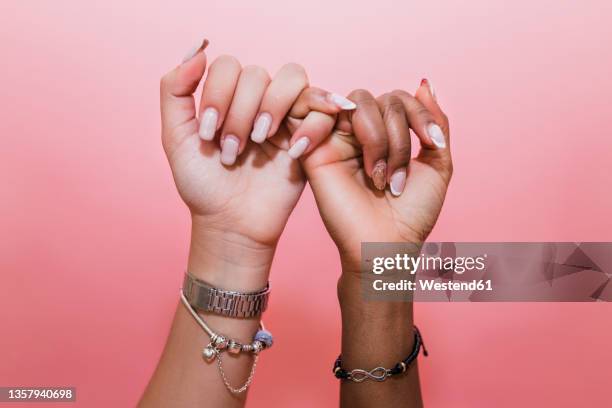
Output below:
[254,329,274,349]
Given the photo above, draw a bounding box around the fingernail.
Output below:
[182,38,209,63]
[220,135,239,166]
[372,160,387,190]
[328,93,357,110]
[427,123,446,149]
[198,108,218,140]
[421,78,436,100]
[287,137,310,159]
[250,112,272,143]
[390,169,407,197]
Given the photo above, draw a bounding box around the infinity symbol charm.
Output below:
[348,367,390,382]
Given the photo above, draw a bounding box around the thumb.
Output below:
[160,39,209,140]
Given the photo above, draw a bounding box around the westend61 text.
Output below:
[373,279,493,292]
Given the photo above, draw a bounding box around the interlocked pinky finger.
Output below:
[287,111,336,159]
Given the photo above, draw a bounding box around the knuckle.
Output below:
[349,89,377,106]
[213,54,241,69]
[383,95,405,114]
[242,64,270,81]
[377,92,391,103]
[349,88,373,99]
[391,89,412,99]
[281,62,307,77]
[415,104,432,118]
[281,62,309,87]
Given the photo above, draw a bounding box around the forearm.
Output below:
[337,273,422,408]
[140,221,275,407]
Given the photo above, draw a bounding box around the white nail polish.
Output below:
[198,108,218,140]
[288,137,310,159]
[250,113,272,143]
[220,136,239,166]
[390,169,407,197]
[328,93,357,110]
[427,124,446,149]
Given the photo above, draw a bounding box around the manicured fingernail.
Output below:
[220,136,239,166]
[288,137,310,159]
[198,108,218,140]
[372,160,387,190]
[182,38,209,63]
[251,112,272,143]
[390,169,407,197]
[421,78,436,100]
[328,93,357,110]
[427,123,446,148]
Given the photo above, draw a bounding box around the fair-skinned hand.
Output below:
[299,82,453,275]
[147,41,359,408]
[159,40,355,288]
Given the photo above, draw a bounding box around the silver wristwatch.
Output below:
[182,272,270,318]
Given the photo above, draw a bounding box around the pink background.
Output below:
[1,0,611,406]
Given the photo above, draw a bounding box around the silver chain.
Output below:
[180,289,262,394]
[216,352,259,394]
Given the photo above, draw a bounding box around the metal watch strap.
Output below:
[182,272,270,318]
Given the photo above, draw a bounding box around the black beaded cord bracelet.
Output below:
[333,326,428,382]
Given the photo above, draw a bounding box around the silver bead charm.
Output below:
[228,341,242,354]
[203,345,217,361]
[252,340,263,354]
[254,329,273,348]
[214,335,228,350]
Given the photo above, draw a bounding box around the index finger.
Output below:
[347,89,389,190]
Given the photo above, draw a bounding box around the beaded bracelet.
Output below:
[180,289,273,394]
[333,326,428,383]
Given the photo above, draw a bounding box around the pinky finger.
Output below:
[288,87,356,120]
[287,111,336,159]
[415,78,450,137]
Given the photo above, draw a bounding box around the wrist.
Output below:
[337,273,413,320]
[337,273,415,371]
[188,216,275,292]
